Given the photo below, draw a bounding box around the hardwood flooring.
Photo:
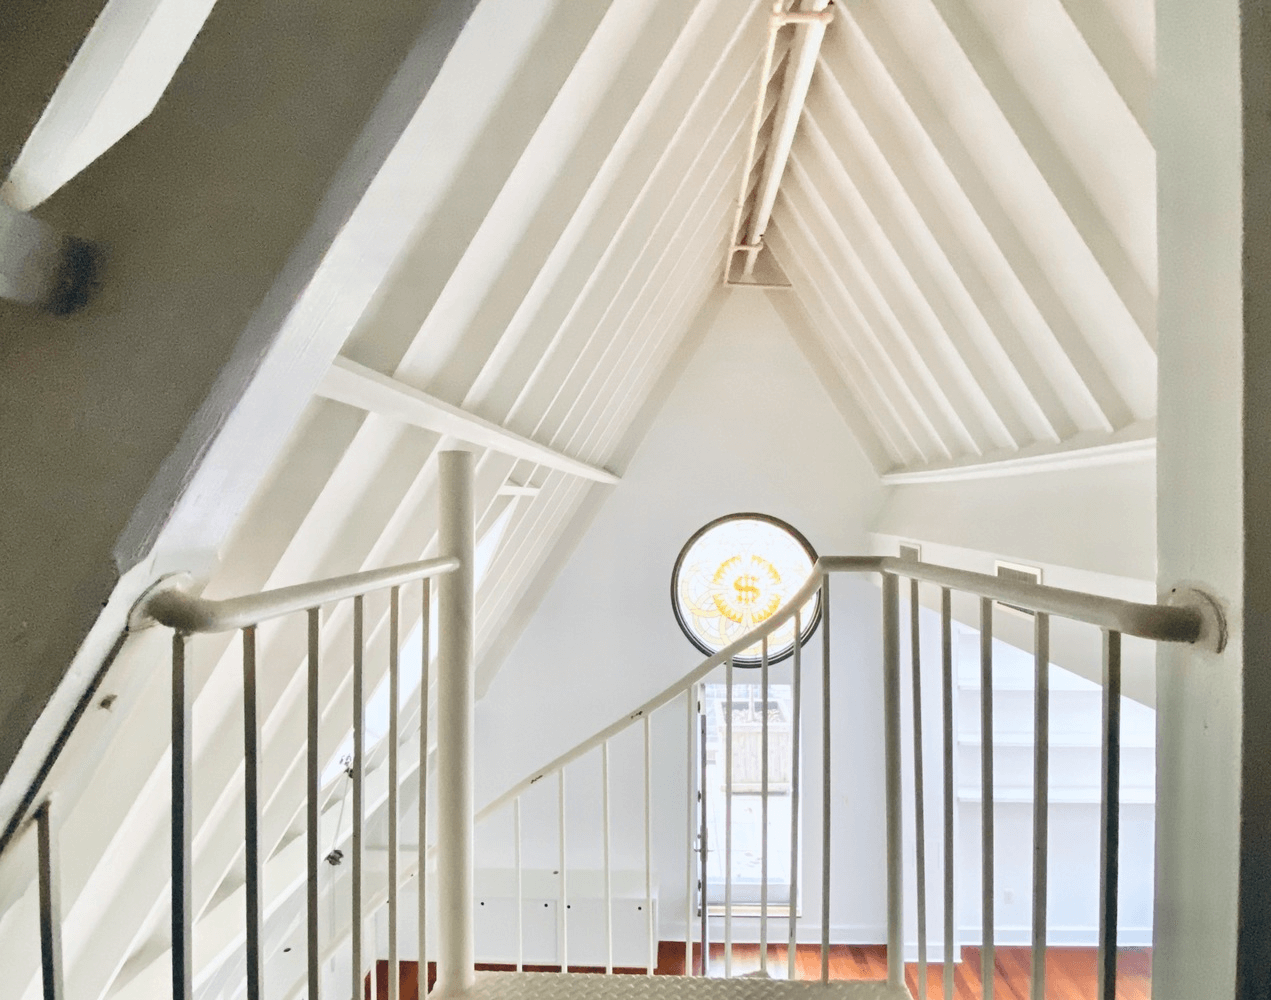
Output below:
[374,943,1151,1000]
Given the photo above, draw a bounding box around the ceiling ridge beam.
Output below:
[317,357,618,484]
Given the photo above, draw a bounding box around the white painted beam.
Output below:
[317,356,619,484]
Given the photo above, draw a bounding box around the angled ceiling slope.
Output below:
[763,0,1157,477]
[0,0,1164,996]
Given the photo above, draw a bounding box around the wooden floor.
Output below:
[375,943,1151,1000]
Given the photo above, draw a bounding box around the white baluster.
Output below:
[1098,630,1123,1000]
[172,631,193,1000]
[603,741,613,975]
[242,627,263,1000]
[388,587,400,1000]
[418,584,430,994]
[981,597,995,1000]
[909,579,928,997]
[644,714,655,976]
[352,598,365,1000]
[820,578,831,983]
[514,797,523,973]
[788,612,802,982]
[307,609,321,1000]
[34,801,63,1000]
[1030,613,1050,1000]
[882,575,903,989]
[941,589,956,1000]
[760,637,770,976]
[725,658,734,979]
[685,689,695,977]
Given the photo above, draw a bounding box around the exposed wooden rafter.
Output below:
[317,356,620,485]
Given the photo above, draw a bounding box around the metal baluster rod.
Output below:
[514,797,523,973]
[388,587,400,1000]
[980,597,995,1000]
[685,689,695,977]
[788,611,803,983]
[909,579,928,997]
[760,636,770,976]
[418,584,430,994]
[35,801,64,1000]
[1030,613,1051,1000]
[644,714,655,976]
[821,577,831,984]
[242,627,264,1000]
[725,658,734,979]
[173,632,193,1000]
[603,741,614,975]
[699,712,709,977]
[559,770,568,973]
[941,589,955,1000]
[352,598,365,1000]
[882,574,903,989]
[307,609,321,1000]
[1098,631,1122,1000]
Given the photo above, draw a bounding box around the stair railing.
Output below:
[13,451,474,1000]
[476,555,1215,998]
[11,518,1219,1000]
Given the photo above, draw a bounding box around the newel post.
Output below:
[436,450,475,994]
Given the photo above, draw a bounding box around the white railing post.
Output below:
[435,450,475,995]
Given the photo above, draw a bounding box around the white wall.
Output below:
[874,458,1156,582]
[473,287,891,951]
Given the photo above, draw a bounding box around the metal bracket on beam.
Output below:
[773,8,836,27]
[0,203,99,314]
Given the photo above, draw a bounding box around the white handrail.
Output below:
[132,556,459,633]
[476,555,1205,823]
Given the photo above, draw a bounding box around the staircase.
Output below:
[0,454,1218,1000]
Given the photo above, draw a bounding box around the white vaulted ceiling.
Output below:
[0,0,1159,996]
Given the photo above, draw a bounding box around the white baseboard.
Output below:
[957,925,1153,948]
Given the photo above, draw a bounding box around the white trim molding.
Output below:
[881,429,1156,486]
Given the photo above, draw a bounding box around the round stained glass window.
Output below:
[671,513,820,666]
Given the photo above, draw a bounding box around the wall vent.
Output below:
[995,560,1042,618]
